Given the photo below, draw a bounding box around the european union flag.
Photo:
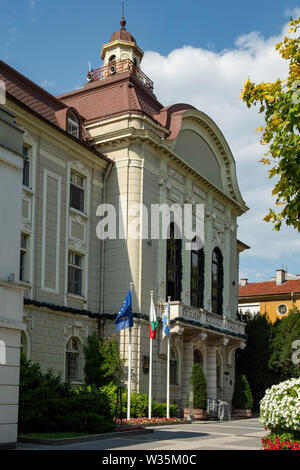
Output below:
[115,289,133,331]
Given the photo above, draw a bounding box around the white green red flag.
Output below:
[149,296,158,339]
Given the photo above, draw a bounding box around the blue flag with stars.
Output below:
[115,289,133,331]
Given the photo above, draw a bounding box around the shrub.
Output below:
[190,363,207,409]
[259,377,300,433]
[232,375,254,410]
[18,355,114,434]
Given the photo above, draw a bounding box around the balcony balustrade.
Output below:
[86,59,154,92]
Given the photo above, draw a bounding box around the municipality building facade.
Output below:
[0,16,249,434]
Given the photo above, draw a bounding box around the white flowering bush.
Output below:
[259,378,300,432]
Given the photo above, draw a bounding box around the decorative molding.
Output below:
[170,325,184,336]
[214,199,225,213]
[41,169,62,295]
[193,184,207,200]
[168,166,185,185]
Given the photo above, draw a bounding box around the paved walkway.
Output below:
[16,418,265,451]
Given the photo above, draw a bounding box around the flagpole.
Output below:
[127,282,133,421]
[167,296,171,419]
[148,291,154,419]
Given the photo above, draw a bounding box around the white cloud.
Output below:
[40,80,55,89]
[142,16,299,273]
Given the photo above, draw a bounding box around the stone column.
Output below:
[181,340,194,410]
[206,345,217,399]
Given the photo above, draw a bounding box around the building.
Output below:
[0,14,248,417]
[0,106,26,448]
[238,269,300,323]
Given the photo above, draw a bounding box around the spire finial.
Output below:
[120,1,126,29]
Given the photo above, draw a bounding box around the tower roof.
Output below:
[109,15,136,44]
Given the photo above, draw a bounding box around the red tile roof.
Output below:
[58,71,163,124]
[0,60,111,163]
[239,279,300,297]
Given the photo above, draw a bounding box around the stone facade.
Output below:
[0,107,25,448]
[0,17,249,427]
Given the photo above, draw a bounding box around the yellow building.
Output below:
[238,269,300,323]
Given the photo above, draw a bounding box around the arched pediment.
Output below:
[174,128,223,189]
[160,107,247,208]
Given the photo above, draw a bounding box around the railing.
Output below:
[159,301,246,337]
[86,59,154,92]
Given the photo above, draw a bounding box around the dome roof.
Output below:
[109,16,136,44]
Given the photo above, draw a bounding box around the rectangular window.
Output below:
[20,233,29,281]
[70,171,85,212]
[67,115,80,138]
[22,145,30,187]
[68,251,83,296]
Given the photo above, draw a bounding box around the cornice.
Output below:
[93,127,248,215]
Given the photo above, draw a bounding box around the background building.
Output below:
[239,268,300,323]
[0,15,249,419]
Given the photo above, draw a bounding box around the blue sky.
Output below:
[1,0,300,282]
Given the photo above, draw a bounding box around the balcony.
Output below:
[86,59,154,93]
[159,301,246,338]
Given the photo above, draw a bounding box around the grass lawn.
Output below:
[18,432,95,439]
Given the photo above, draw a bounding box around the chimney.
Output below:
[240,278,248,286]
[276,269,286,285]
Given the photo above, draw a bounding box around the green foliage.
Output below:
[241,16,300,232]
[98,384,179,418]
[83,333,125,387]
[152,402,179,418]
[232,375,254,410]
[18,355,114,434]
[236,313,277,410]
[190,363,207,410]
[268,308,300,380]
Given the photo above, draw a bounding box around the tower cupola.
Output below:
[100,15,144,67]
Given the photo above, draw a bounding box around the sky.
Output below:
[1,0,300,282]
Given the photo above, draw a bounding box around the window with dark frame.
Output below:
[170,348,177,385]
[190,241,204,308]
[20,233,28,282]
[166,222,182,301]
[211,247,223,315]
[68,251,83,296]
[65,337,80,381]
[70,171,85,212]
[22,145,30,187]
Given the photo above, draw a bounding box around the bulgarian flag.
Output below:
[149,296,158,339]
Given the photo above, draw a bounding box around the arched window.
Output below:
[193,349,203,367]
[166,222,182,301]
[170,348,177,385]
[67,111,80,139]
[211,247,223,315]
[191,239,204,308]
[65,337,81,381]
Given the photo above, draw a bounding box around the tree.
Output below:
[83,333,125,387]
[268,307,300,381]
[235,314,277,410]
[241,16,300,231]
[232,375,254,410]
[190,363,207,409]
